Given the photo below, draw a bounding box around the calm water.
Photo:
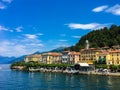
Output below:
[0,64,120,90]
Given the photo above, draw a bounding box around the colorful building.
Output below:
[79,40,99,65]
[109,50,120,65]
[42,52,62,64]
[68,51,80,64]
[24,54,42,62]
[80,48,98,64]
[97,51,110,65]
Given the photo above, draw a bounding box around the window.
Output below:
[104,56,106,58]
[99,56,101,59]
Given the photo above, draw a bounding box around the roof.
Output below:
[42,52,62,56]
[26,54,42,58]
[80,48,97,52]
[68,51,80,55]
[109,50,120,53]
[75,63,89,67]
[98,51,109,55]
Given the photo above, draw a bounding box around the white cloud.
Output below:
[0,2,6,10]
[24,33,44,39]
[72,36,81,38]
[27,43,44,47]
[66,23,107,30]
[15,26,23,32]
[0,41,23,56]
[59,39,67,42]
[93,4,120,16]
[92,5,108,12]
[0,25,23,32]
[2,0,12,3]
[0,38,44,57]
[106,4,120,15]
[24,34,37,39]
[0,25,8,31]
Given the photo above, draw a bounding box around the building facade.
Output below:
[108,50,120,65]
[68,52,80,64]
[42,52,62,64]
[24,54,42,62]
[97,51,110,65]
[80,48,98,64]
[61,51,69,64]
[79,40,98,64]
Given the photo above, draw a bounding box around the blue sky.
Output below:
[0,0,120,57]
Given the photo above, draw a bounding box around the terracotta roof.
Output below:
[89,48,96,50]
[26,54,42,58]
[109,50,120,53]
[42,52,62,56]
[68,51,80,55]
[99,51,109,55]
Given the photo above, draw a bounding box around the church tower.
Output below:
[85,40,89,50]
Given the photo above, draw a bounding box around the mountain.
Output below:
[70,25,120,51]
[50,47,67,52]
[0,56,16,64]
[8,55,27,63]
[32,51,41,54]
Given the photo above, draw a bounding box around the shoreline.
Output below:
[11,67,120,77]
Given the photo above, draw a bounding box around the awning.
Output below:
[87,61,93,64]
[77,63,89,67]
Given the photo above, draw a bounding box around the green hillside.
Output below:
[70,25,120,51]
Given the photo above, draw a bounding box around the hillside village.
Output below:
[24,40,120,66]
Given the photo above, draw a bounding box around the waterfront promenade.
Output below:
[28,68,120,77]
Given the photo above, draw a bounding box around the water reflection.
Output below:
[0,69,120,90]
[40,73,120,90]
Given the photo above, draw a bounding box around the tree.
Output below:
[70,24,120,51]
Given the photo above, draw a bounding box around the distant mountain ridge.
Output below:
[0,56,16,64]
[50,47,67,52]
[8,55,27,64]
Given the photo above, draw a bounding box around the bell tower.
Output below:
[85,40,89,50]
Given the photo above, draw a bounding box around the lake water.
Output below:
[0,64,120,90]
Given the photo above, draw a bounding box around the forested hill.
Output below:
[70,25,120,51]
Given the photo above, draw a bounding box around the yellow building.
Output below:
[42,52,62,64]
[97,51,110,65]
[79,40,98,64]
[109,50,120,65]
[24,54,42,62]
[80,48,98,64]
[68,52,80,64]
